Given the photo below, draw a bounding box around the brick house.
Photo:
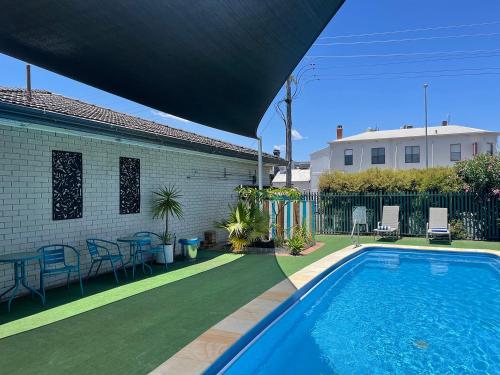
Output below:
[0,88,281,294]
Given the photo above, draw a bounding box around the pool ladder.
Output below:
[351,219,361,248]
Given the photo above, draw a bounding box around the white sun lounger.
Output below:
[374,206,400,239]
[427,207,451,242]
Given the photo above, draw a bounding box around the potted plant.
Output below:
[152,185,183,264]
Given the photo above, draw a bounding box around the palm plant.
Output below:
[217,201,269,251]
[152,185,183,244]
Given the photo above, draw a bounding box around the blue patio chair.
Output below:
[86,239,128,284]
[38,244,83,303]
[133,232,176,273]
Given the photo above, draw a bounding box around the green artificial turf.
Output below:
[0,235,498,374]
[0,252,243,338]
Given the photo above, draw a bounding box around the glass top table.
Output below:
[0,251,44,311]
[117,235,152,278]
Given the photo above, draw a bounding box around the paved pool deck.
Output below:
[151,243,500,374]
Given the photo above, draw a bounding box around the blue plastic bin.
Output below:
[178,238,199,260]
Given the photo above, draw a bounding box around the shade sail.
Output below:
[0,1,344,138]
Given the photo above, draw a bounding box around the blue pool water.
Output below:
[222,248,500,374]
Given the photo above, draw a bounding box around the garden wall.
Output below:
[0,120,269,295]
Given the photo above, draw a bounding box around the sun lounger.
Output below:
[374,206,400,239]
[427,207,451,242]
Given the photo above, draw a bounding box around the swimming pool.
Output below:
[211,248,500,374]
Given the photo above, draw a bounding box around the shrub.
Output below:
[217,201,269,251]
[318,167,461,193]
[286,224,312,255]
[273,235,284,248]
[455,153,500,199]
[287,233,305,255]
[450,219,467,240]
[295,223,313,245]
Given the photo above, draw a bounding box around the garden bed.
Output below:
[228,242,325,256]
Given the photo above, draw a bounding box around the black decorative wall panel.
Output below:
[52,150,83,220]
[120,157,140,214]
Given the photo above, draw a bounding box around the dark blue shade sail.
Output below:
[0,0,344,137]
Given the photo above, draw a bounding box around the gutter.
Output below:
[0,101,285,165]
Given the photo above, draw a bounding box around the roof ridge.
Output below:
[0,87,51,94]
[0,86,275,158]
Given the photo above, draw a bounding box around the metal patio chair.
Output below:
[134,232,176,272]
[38,244,83,303]
[86,239,128,284]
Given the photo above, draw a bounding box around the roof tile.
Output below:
[0,87,279,161]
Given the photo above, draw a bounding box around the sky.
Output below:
[1,0,499,161]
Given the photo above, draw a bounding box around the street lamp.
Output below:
[424,83,429,169]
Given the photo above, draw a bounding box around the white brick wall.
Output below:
[0,121,268,295]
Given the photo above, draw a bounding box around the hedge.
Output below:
[318,167,462,193]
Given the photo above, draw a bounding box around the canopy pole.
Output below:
[258,136,263,190]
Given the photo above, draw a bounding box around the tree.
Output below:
[151,185,183,242]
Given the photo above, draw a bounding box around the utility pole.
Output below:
[285,75,292,187]
[257,136,263,190]
[424,83,429,169]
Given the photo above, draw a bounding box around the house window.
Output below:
[405,146,420,163]
[344,149,353,165]
[450,144,461,161]
[371,147,385,165]
[487,143,494,155]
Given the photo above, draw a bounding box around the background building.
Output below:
[272,161,311,192]
[310,123,499,192]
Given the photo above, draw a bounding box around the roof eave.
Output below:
[0,101,283,165]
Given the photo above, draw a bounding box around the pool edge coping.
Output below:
[150,243,500,375]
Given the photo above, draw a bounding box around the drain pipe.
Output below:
[257,136,263,190]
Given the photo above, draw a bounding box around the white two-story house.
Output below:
[310,122,499,192]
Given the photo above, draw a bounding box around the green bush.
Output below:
[455,153,500,198]
[450,219,467,240]
[273,235,284,248]
[286,224,313,255]
[216,201,269,251]
[319,167,460,193]
[287,233,305,255]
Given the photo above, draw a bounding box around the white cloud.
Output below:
[273,144,286,152]
[152,110,189,122]
[291,129,306,140]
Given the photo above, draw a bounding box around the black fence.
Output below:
[304,192,500,240]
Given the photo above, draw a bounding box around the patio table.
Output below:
[117,235,152,278]
[0,251,44,311]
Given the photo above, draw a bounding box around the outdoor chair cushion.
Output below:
[429,227,449,233]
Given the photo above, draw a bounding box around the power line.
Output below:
[313,51,500,71]
[318,21,500,39]
[313,65,500,79]
[305,48,500,59]
[316,71,500,81]
[314,31,500,46]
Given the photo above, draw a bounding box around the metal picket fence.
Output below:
[303,191,500,240]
